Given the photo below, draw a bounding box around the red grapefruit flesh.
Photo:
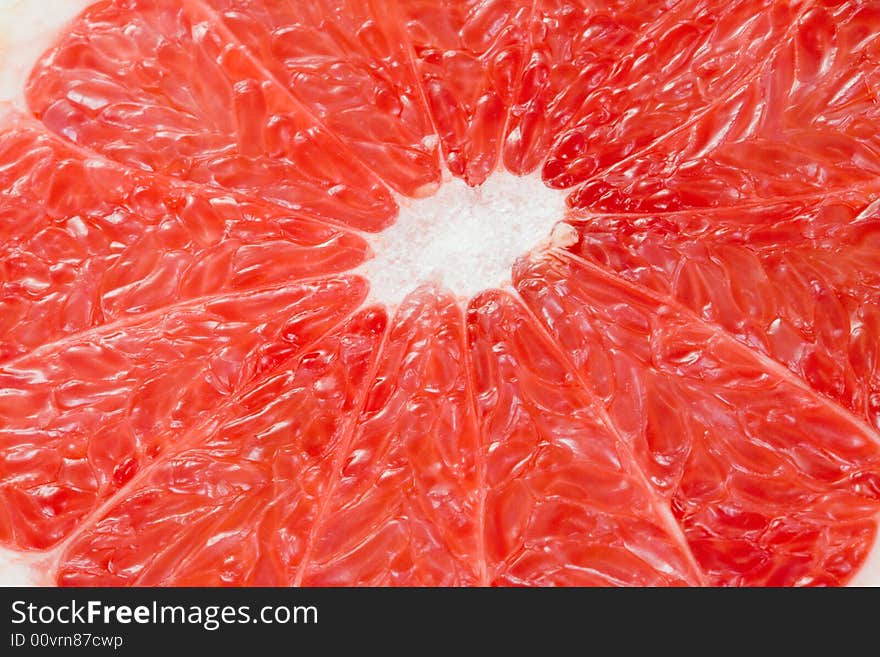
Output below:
[55,306,387,586]
[0,276,369,552]
[0,111,369,363]
[202,0,443,197]
[467,289,704,585]
[566,1,880,213]
[568,198,880,432]
[0,0,879,586]
[515,254,880,585]
[399,0,531,185]
[25,0,396,231]
[541,0,805,193]
[503,0,675,176]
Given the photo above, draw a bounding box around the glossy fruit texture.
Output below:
[1,0,880,586]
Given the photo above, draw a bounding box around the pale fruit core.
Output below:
[359,170,570,306]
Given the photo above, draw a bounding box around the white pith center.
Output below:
[359,170,570,306]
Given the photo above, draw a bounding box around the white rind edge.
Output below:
[0,0,877,588]
[0,546,54,587]
[0,0,92,108]
[849,523,880,587]
[0,0,92,587]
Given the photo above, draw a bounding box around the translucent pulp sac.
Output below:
[359,170,570,305]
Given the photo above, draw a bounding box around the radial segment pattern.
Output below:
[1,0,879,586]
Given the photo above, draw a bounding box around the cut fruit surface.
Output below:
[400,0,531,185]
[568,197,880,433]
[1,0,880,586]
[0,111,369,363]
[566,1,880,213]
[56,305,387,586]
[0,276,369,552]
[25,0,396,230]
[515,253,880,585]
[202,0,442,197]
[503,0,676,176]
[542,0,806,194]
[467,289,705,585]
[358,170,568,304]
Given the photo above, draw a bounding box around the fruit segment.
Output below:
[569,0,880,213]
[503,0,673,175]
[466,290,703,585]
[53,284,713,586]
[399,0,531,185]
[25,0,396,230]
[542,0,802,191]
[0,113,369,364]
[0,277,368,553]
[516,254,880,585]
[203,0,441,198]
[301,288,480,585]
[567,195,880,432]
[55,305,386,586]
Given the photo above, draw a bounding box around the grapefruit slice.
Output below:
[1,0,880,586]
